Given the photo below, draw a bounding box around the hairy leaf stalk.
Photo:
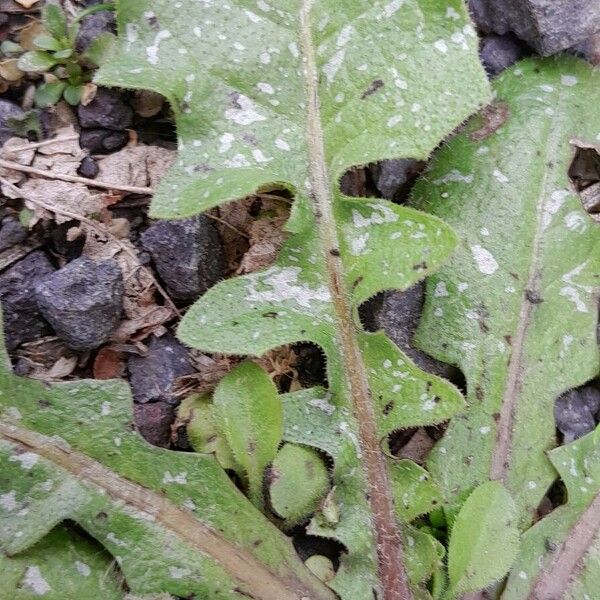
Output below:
[300,2,410,598]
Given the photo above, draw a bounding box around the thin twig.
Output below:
[0,178,181,318]
[208,213,250,239]
[0,159,153,195]
[4,134,80,153]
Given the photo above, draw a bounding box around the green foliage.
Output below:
[503,426,600,599]
[213,362,283,508]
[16,3,115,107]
[96,2,490,596]
[446,482,519,598]
[269,443,330,526]
[0,335,336,600]
[0,525,123,599]
[413,57,600,526]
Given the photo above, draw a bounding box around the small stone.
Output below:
[469,0,600,56]
[141,216,225,301]
[555,385,600,443]
[77,156,99,179]
[35,257,123,351]
[0,251,55,350]
[371,159,424,201]
[0,216,27,252]
[75,11,116,54]
[0,100,25,145]
[366,284,462,382]
[78,88,133,130]
[79,129,129,153]
[128,333,194,404]
[134,401,174,447]
[480,34,529,77]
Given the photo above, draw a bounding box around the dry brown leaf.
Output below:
[237,214,288,274]
[0,59,24,82]
[96,145,175,189]
[18,19,45,50]
[93,347,126,379]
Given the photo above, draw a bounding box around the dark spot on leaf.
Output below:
[95,511,108,520]
[248,441,256,453]
[193,163,214,173]
[329,248,340,256]
[525,289,544,304]
[242,133,258,146]
[504,335,513,345]
[470,101,509,141]
[383,401,394,415]
[145,15,159,30]
[351,276,363,290]
[38,398,50,408]
[412,261,427,271]
[360,79,384,99]
[262,312,278,318]
[475,385,484,401]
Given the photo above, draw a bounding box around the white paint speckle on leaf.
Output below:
[351,202,398,227]
[336,25,354,48]
[433,169,473,185]
[100,401,111,416]
[163,471,188,484]
[457,282,468,292]
[275,138,290,151]
[225,94,266,125]
[169,566,191,579]
[351,234,369,255]
[381,0,404,18]
[564,211,587,233]
[434,281,449,297]
[446,6,460,19]
[433,39,448,54]
[257,82,274,94]
[543,189,570,229]
[23,566,50,595]
[74,561,91,577]
[561,74,578,86]
[323,49,346,84]
[0,490,17,511]
[560,262,591,313]
[9,452,39,470]
[540,84,554,93]
[146,30,171,65]
[218,132,234,154]
[308,397,335,415]
[340,421,362,458]
[493,168,509,183]
[246,266,330,309]
[244,9,262,23]
[479,426,491,434]
[470,245,499,275]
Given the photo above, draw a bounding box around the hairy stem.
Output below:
[299,2,411,599]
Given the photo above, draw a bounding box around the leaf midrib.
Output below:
[299,2,411,599]
[489,91,563,485]
[0,421,334,600]
[527,490,600,599]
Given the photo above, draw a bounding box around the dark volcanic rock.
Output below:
[35,257,123,351]
[367,284,461,383]
[141,216,226,301]
[469,0,600,56]
[77,155,99,179]
[79,129,129,153]
[78,88,133,130]
[128,333,194,404]
[134,401,175,447]
[555,385,600,443]
[480,34,529,77]
[0,216,27,252]
[371,159,424,202]
[0,251,55,350]
[0,100,24,145]
[75,11,116,54]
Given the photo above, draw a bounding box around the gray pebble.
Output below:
[75,11,115,54]
[480,34,528,77]
[469,0,600,56]
[0,251,55,350]
[78,88,133,130]
[35,257,123,351]
[141,216,225,301]
[0,217,27,252]
[555,385,600,443]
[79,128,129,153]
[128,333,194,404]
[0,100,25,145]
[134,401,175,447]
